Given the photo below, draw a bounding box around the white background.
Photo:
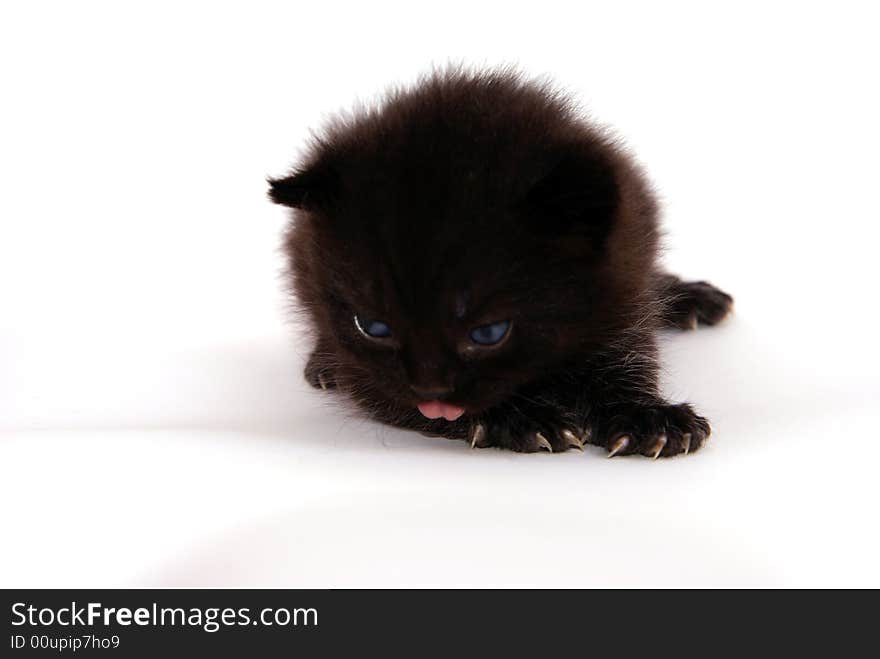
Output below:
[2,1,878,587]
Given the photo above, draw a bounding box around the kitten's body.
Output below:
[269,69,732,457]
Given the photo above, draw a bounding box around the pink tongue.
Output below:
[417,400,466,421]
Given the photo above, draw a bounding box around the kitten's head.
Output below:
[269,69,656,429]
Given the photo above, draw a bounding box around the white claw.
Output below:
[469,423,486,449]
[688,313,698,330]
[317,373,329,390]
[535,432,553,452]
[648,434,668,460]
[561,429,584,451]
[607,435,630,458]
[681,433,692,455]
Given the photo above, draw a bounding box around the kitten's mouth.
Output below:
[416,400,466,421]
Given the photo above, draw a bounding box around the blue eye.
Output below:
[469,320,511,346]
[354,314,392,339]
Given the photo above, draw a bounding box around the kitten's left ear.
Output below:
[267,165,339,210]
[524,150,619,239]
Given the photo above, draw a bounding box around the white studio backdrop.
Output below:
[1,1,878,587]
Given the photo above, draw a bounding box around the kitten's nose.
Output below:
[410,384,454,400]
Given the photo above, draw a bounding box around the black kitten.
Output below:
[268,68,732,458]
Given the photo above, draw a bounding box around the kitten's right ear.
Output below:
[267,165,338,210]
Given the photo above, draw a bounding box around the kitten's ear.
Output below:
[267,165,339,210]
[524,151,619,239]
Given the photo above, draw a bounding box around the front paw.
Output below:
[466,411,589,453]
[596,402,710,458]
[304,351,336,391]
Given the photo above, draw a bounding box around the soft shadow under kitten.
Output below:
[268,68,732,458]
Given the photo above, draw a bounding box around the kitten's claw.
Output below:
[687,312,698,330]
[598,402,709,458]
[317,373,329,390]
[535,432,553,452]
[607,435,630,458]
[469,423,487,449]
[646,434,667,459]
[561,428,584,451]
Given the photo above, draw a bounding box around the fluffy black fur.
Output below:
[269,68,732,457]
